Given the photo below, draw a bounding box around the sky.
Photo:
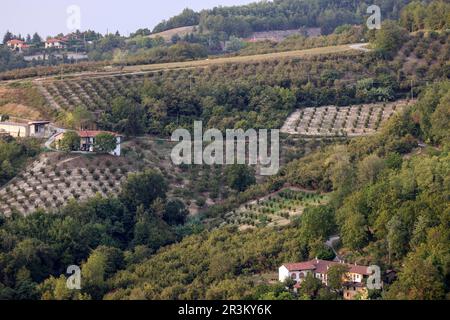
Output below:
[0,0,254,39]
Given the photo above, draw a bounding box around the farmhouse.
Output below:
[45,38,67,49]
[6,39,29,52]
[279,259,370,300]
[78,130,122,156]
[0,120,50,138]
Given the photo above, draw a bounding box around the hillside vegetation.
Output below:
[0,0,449,301]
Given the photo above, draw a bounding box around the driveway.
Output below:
[44,126,66,151]
[349,43,371,52]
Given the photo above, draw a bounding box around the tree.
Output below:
[298,273,323,299]
[327,264,349,293]
[32,33,42,46]
[65,106,94,130]
[121,169,168,210]
[3,31,13,44]
[385,249,445,300]
[225,164,256,192]
[387,215,408,263]
[300,205,336,243]
[0,159,14,181]
[58,131,80,152]
[226,36,244,52]
[372,20,408,58]
[163,199,189,225]
[94,133,117,154]
[357,154,386,186]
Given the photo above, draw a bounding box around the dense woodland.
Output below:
[155,0,414,35]
[0,0,449,300]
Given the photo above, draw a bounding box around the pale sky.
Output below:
[0,0,254,39]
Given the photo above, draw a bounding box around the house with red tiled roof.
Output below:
[45,38,67,49]
[78,130,122,156]
[279,258,371,299]
[6,39,29,52]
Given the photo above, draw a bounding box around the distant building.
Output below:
[279,259,370,300]
[6,39,30,52]
[78,130,122,156]
[0,120,50,138]
[45,38,67,49]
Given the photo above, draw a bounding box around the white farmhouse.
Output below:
[78,130,122,156]
[279,259,371,300]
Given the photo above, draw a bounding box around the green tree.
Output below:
[385,249,445,300]
[372,20,408,58]
[327,264,349,293]
[94,133,117,154]
[300,205,336,243]
[58,131,80,152]
[0,159,14,181]
[3,31,13,44]
[121,169,168,209]
[163,199,189,226]
[225,164,256,192]
[298,273,322,299]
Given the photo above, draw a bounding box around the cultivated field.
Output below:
[223,188,329,230]
[35,44,364,113]
[0,153,134,217]
[281,100,410,137]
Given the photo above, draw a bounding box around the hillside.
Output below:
[148,26,198,42]
[153,0,413,36]
[0,0,449,303]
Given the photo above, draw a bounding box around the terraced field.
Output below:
[223,188,329,230]
[281,100,410,137]
[38,73,146,112]
[0,153,134,217]
[34,44,364,112]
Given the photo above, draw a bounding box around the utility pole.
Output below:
[410,79,414,100]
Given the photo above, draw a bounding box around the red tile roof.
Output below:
[283,262,316,272]
[283,259,370,276]
[77,130,121,138]
[7,39,24,45]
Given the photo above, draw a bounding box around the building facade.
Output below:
[45,38,67,49]
[78,131,122,156]
[279,259,370,300]
[6,39,29,52]
[0,121,50,138]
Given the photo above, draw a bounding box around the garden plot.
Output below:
[223,188,329,230]
[281,100,410,137]
[0,153,134,217]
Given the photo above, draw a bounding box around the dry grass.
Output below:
[0,84,52,120]
[148,26,198,41]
